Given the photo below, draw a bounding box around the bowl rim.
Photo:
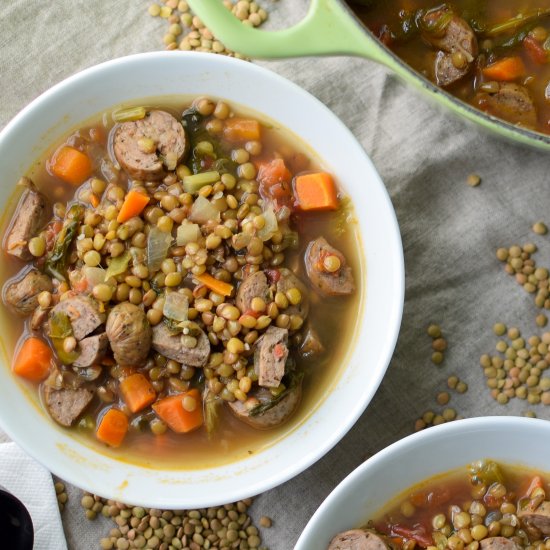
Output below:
[0,51,405,507]
[295,415,550,549]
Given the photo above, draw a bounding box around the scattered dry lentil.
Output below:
[427,324,447,365]
[147,0,269,57]
[81,492,268,549]
[533,221,548,235]
[496,243,550,310]
[54,479,68,512]
[466,173,481,187]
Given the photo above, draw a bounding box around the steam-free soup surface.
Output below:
[1,96,362,468]
[348,1,550,134]
[328,459,550,549]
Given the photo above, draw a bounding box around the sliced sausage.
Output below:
[480,537,522,550]
[236,270,271,313]
[305,237,355,297]
[73,333,109,368]
[51,295,105,341]
[106,303,151,366]
[113,110,188,181]
[254,326,288,388]
[151,323,210,367]
[328,529,390,550]
[474,83,537,129]
[3,269,53,316]
[3,178,47,260]
[421,10,478,87]
[43,386,94,427]
[276,268,309,319]
[228,382,301,429]
[518,501,550,538]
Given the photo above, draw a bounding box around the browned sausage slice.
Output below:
[480,537,522,550]
[254,326,289,388]
[43,386,94,427]
[106,303,151,366]
[3,178,47,260]
[328,529,390,550]
[421,10,478,87]
[305,237,355,297]
[73,333,109,368]
[276,268,309,320]
[51,295,105,341]
[518,501,550,538]
[3,269,53,316]
[236,270,271,313]
[474,83,537,129]
[151,323,210,367]
[113,110,188,181]
[228,383,301,429]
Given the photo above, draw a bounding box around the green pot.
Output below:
[187,0,550,150]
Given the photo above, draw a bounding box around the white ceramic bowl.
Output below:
[0,52,404,507]
[296,416,550,549]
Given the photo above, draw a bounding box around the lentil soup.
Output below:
[329,459,550,549]
[0,96,362,468]
[348,1,550,135]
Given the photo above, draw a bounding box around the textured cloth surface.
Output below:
[0,442,67,550]
[2,1,550,549]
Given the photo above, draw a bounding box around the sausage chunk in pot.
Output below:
[328,529,391,550]
[152,322,210,367]
[50,295,105,341]
[106,303,152,367]
[3,178,47,261]
[44,386,94,427]
[113,110,188,181]
[305,237,355,296]
[421,9,478,87]
[3,269,53,316]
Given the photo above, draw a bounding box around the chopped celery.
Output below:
[113,106,147,123]
[183,171,220,194]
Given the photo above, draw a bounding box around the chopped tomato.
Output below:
[410,487,451,508]
[264,269,281,284]
[524,36,548,65]
[376,521,433,548]
[273,343,285,359]
[256,158,293,209]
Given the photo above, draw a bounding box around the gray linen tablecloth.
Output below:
[3,1,550,548]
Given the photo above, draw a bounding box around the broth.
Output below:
[348,1,550,134]
[329,460,550,549]
[0,96,363,469]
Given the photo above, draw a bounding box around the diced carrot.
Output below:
[524,36,548,65]
[96,408,129,447]
[152,389,203,434]
[195,273,234,297]
[482,56,526,81]
[294,172,339,211]
[50,145,92,186]
[223,118,261,142]
[257,158,292,187]
[119,373,157,413]
[13,337,52,382]
[90,193,100,208]
[116,190,150,223]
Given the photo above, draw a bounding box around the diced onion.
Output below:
[163,292,189,322]
[176,221,201,246]
[257,207,278,242]
[189,195,220,224]
[147,227,173,272]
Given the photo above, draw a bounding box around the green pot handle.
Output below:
[186,0,396,64]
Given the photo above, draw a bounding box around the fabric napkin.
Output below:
[0,442,67,550]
